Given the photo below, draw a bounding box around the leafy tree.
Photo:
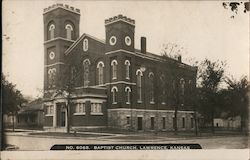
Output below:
[160,43,186,60]
[2,73,27,131]
[46,64,78,133]
[196,59,226,133]
[224,76,249,131]
[2,74,27,114]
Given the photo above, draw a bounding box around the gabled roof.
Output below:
[64,33,196,71]
[65,33,105,55]
[18,99,43,114]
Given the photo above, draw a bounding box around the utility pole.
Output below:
[193,86,199,136]
[65,86,71,134]
[174,80,179,135]
[12,112,15,132]
[194,108,198,136]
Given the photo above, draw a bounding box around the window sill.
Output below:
[126,102,130,105]
[137,101,142,104]
[112,77,117,80]
[112,102,117,104]
[90,113,103,115]
[161,102,166,105]
[150,102,155,104]
[125,77,130,80]
[73,113,86,116]
[45,114,53,117]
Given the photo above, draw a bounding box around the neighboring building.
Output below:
[3,114,18,128]
[214,116,241,130]
[17,99,44,128]
[43,4,197,132]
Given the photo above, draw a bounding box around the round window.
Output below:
[109,36,117,46]
[125,36,131,46]
[49,52,55,60]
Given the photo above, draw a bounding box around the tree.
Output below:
[196,59,226,133]
[2,73,27,131]
[51,64,79,134]
[160,43,186,60]
[161,43,187,135]
[224,76,249,132]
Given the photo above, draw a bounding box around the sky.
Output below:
[3,0,249,98]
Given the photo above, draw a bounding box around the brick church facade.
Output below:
[43,4,197,132]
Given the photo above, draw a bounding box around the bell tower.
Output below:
[43,4,80,93]
[105,15,135,53]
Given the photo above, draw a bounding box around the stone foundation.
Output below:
[108,108,195,131]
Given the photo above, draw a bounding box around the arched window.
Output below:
[83,39,88,51]
[125,60,130,79]
[149,72,154,103]
[187,79,192,95]
[125,86,131,104]
[48,24,55,40]
[51,68,56,87]
[83,59,90,87]
[160,74,166,104]
[71,66,76,82]
[111,86,118,104]
[180,78,185,96]
[136,69,143,103]
[48,69,52,88]
[48,68,56,88]
[97,61,104,85]
[65,24,73,40]
[111,60,118,80]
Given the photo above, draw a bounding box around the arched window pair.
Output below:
[83,59,106,86]
[172,78,185,95]
[48,23,73,40]
[48,68,56,88]
[136,70,155,104]
[111,86,131,104]
[111,59,130,80]
[97,61,104,85]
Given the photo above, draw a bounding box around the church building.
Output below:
[43,4,197,132]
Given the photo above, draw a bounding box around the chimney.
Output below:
[178,55,182,62]
[141,37,146,54]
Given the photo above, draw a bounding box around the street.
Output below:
[4,131,249,150]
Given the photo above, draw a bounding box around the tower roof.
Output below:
[105,14,135,26]
[43,3,80,15]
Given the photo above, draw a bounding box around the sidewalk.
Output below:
[4,128,246,141]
